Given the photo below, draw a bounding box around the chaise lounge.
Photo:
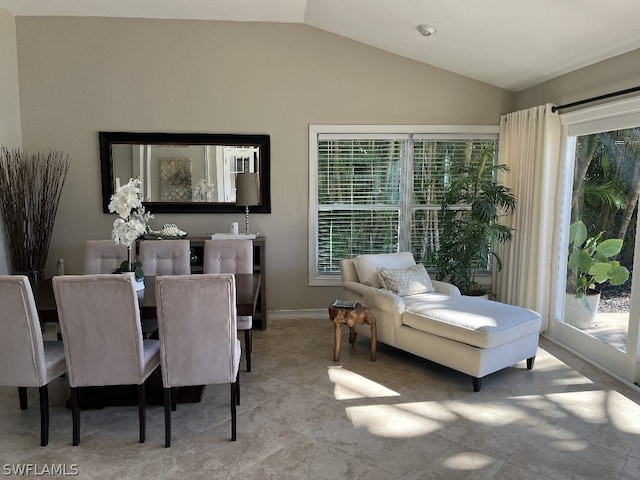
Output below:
[340,252,542,391]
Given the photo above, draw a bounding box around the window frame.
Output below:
[308,124,499,286]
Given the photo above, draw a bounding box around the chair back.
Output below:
[53,274,150,387]
[155,274,240,387]
[84,240,128,274]
[0,276,51,387]
[203,239,253,274]
[139,240,191,275]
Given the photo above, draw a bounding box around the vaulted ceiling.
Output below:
[1,0,639,92]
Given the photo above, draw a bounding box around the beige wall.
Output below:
[15,16,514,310]
[515,48,640,111]
[0,6,22,274]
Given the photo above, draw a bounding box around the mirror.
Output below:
[99,131,271,214]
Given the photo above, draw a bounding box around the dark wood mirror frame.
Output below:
[99,131,271,214]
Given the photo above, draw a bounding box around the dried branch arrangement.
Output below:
[0,147,71,276]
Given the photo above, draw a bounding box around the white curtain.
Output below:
[493,104,562,331]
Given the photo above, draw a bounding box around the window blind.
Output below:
[309,125,499,284]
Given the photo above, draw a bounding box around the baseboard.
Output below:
[268,309,326,320]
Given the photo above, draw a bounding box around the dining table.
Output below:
[33,273,261,322]
[32,273,261,408]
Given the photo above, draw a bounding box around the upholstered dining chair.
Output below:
[83,239,129,274]
[137,240,191,337]
[84,239,157,335]
[0,275,67,446]
[203,239,254,372]
[155,274,241,447]
[138,240,191,276]
[52,274,161,446]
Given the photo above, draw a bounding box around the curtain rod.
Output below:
[551,85,640,113]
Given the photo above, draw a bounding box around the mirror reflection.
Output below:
[111,143,259,203]
[99,132,270,214]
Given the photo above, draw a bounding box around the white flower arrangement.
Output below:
[108,178,153,248]
[192,178,216,202]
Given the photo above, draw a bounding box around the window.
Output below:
[309,125,499,285]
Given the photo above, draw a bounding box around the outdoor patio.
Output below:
[583,312,629,352]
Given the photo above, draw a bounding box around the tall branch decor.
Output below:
[0,146,71,281]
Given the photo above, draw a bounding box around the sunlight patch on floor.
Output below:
[345,403,443,438]
[440,452,496,470]
[327,366,400,400]
[544,389,640,433]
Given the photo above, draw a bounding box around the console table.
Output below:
[137,236,267,330]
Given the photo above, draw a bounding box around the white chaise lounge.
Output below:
[340,252,542,391]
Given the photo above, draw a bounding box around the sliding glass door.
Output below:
[554,98,640,384]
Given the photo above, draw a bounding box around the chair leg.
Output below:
[472,376,483,392]
[244,329,252,372]
[70,387,80,446]
[163,388,172,448]
[18,387,27,410]
[171,387,177,412]
[527,356,536,370]
[39,386,49,447]
[230,381,237,441]
[137,384,146,443]
[236,371,240,406]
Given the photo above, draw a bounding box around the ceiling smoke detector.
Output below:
[417,24,436,37]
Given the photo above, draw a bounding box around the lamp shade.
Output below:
[235,172,259,207]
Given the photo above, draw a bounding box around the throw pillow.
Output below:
[377,263,434,296]
[353,252,416,288]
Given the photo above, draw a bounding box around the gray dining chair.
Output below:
[155,274,241,447]
[203,239,254,371]
[0,275,67,446]
[138,240,191,276]
[83,239,129,274]
[138,240,191,337]
[52,274,161,446]
[83,239,155,335]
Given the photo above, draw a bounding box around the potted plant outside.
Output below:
[565,220,629,328]
[434,146,516,296]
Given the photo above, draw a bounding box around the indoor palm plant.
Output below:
[434,146,516,295]
[565,220,629,328]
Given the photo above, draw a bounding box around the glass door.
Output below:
[554,99,640,384]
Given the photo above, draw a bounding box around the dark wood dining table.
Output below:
[32,273,261,407]
[33,273,261,323]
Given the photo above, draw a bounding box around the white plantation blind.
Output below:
[317,137,404,205]
[316,137,405,275]
[411,137,498,265]
[317,209,400,273]
[309,125,499,285]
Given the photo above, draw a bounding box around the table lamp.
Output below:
[235,172,259,234]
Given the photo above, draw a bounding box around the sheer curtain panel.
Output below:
[493,104,561,330]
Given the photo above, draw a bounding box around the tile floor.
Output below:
[2,312,640,479]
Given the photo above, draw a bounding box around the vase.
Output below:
[125,271,145,291]
[564,292,600,329]
[134,277,145,291]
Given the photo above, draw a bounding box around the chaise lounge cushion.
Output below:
[401,294,541,349]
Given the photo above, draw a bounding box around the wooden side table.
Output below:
[328,303,377,362]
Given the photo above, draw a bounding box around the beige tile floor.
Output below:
[2,312,640,479]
